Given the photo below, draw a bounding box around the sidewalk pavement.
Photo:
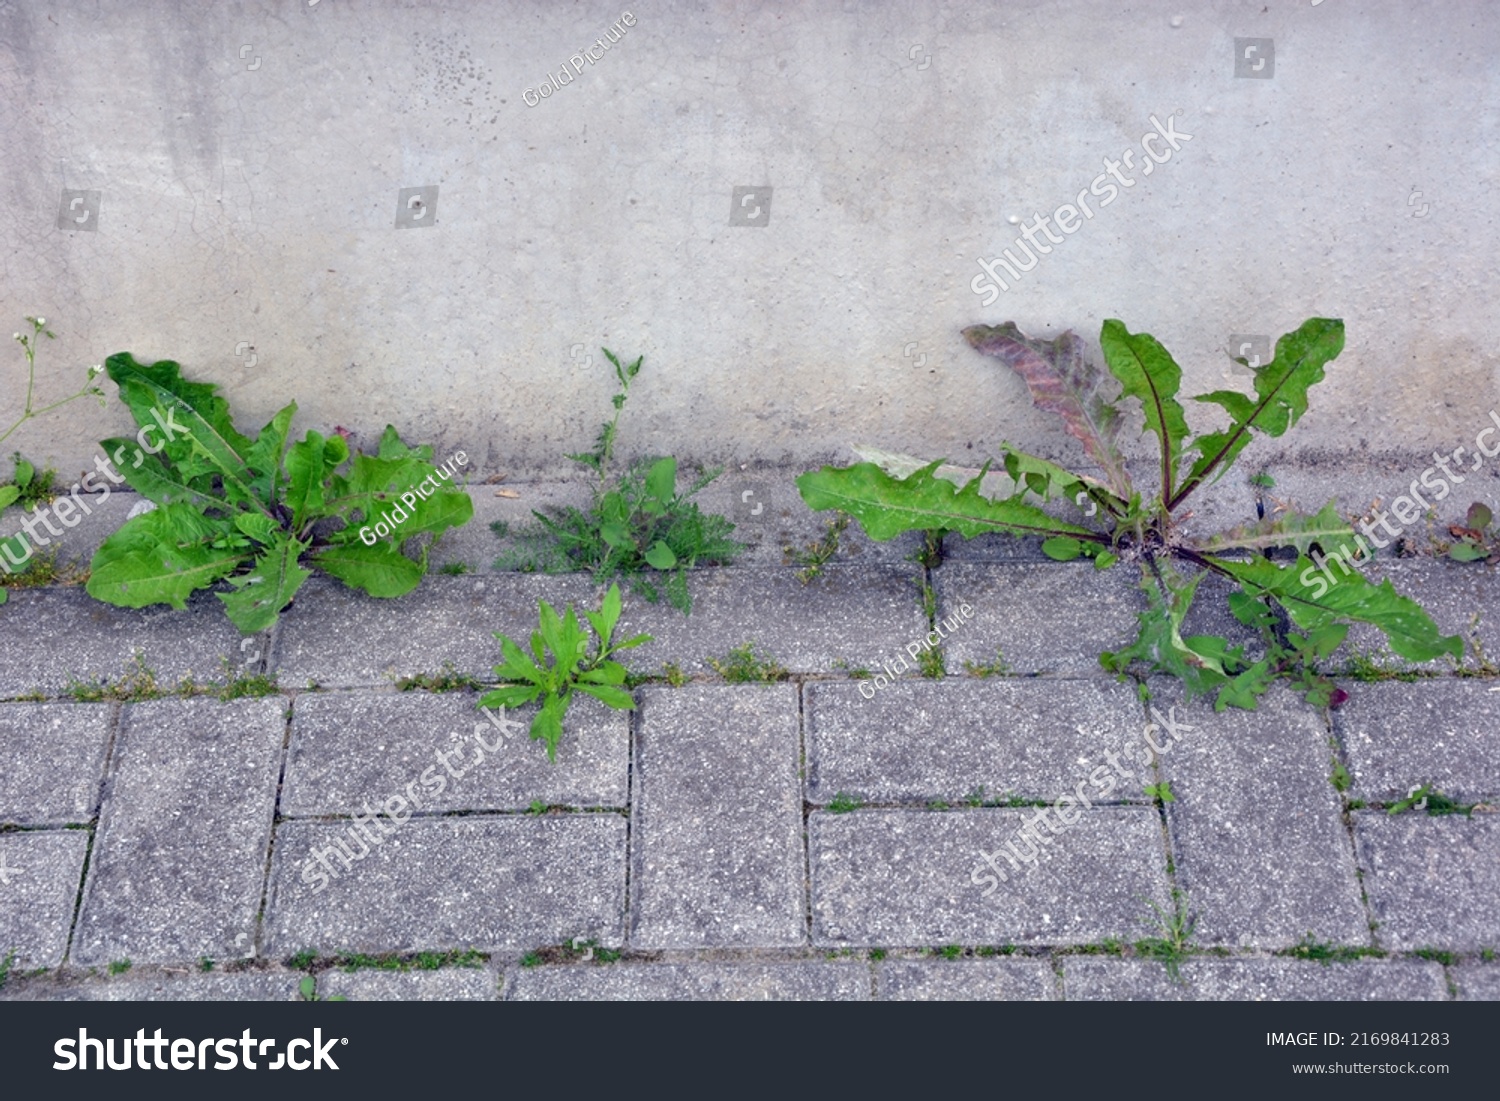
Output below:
[0,477,1497,1001]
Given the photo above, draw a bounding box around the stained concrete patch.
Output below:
[0,588,260,698]
[71,697,286,966]
[934,563,1140,676]
[806,678,1147,804]
[0,702,113,824]
[1352,812,1500,951]
[316,966,499,1001]
[630,685,805,948]
[1337,680,1500,804]
[272,573,597,688]
[614,566,928,676]
[1061,957,1449,1000]
[876,959,1057,1000]
[0,829,89,969]
[811,807,1170,947]
[506,962,870,1001]
[1159,688,1367,948]
[263,815,626,956]
[283,690,628,814]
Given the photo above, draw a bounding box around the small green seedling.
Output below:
[1447,503,1495,562]
[1143,781,1175,803]
[481,584,651,761]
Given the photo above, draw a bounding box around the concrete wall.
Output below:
[1,0,1496,484]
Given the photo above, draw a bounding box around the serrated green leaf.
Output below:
[86,503,244,609]
[309,539,424,597]
[534,693,568,761]
[217,535,312,634]
[494,634,543,684]
[284,431,330,531]
[1175,318,1344,507]
[98,438,223,511]
[242,402,297,506]
[1098,320,1192,506]
[233,511,282,545]
[575,682,636,710]
[1201,500,1359,556]
[796,461,1103,544]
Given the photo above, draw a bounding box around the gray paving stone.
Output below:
[433,483,582,573]
[506,961,870,1001]
[282,690,628,815]
[811,807,1170,946]
[71,697,286,967]
[1061,957,1449,1000]
[934,563,1141,676]
[316,966,499,1001]
[876,959,1058,1000]
[1,969,304,1001]
[806,678,1148,804]
[614,566,928,676]
[263,815,626,956]
[0,588,264,698]
[630,685,805,948]
[0,703,113,824]
[1453,964,1500,1000]
[1337,680,1500,804]
[272,573,597,689]
[1159,687,1367,949]
[0,830,89,969]
[1352,812,1500,951]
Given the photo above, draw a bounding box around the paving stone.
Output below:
[1158,687,1367,949]
[806,678,1147,804]
[433,483,583,573]
[934,563,1141,676]
[0,703,113,825]
[876,959,1058,1000]
[1352,812,1500,951]
[1337,680,1500,804]
[811,807,1170,946]
[272,573,597,689]
[263,815,626,956]
[630,685,805,948]
[0,970,304,1001]
[1453,965,1500,1000]
[282,690,628,815]
[1061,958,1449,1000]
[71,697,286,967]
[506,961,870,1001]
[0,830,89,969]
[316,966,499,1001]
[614,565,928,676]
[0,588,264,698]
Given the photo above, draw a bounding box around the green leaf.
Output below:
[0,485,18,511]
[584,583,624,648]
[600,521,632,549]
[1448,543,1490,562]
[1218,553,1463,664]
[1466,502,1492,531]
[233,511,282,546]
[310,540,424,598]
[376,424,434,463]
[493,634,544,685]
[643,541,677,569]
[533,693,569,761]
[1098,320,1192,506]
[1174,318,1344,508]
[1200,501,1359,556]
[242,402,297,506]
[98,438,223,511]
[86,503,244,610]
[479,683,543,709]
[0,588,8,606]
[796,461,1103,543]
[217,535,312,634]
[1094,551,1119,570]
[963,322,1133,499]
[1100,565,1226,696]
[299,976,316,1000]
[13,459,33,489]
[284,431,330,531]
[575,682,636,710]
[645,457,677,503]
[1041,536,1083,561]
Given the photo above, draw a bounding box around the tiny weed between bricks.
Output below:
[493,349,742,613]
[784,511,850,582]
[798,318,1462,714]
[709,642,789,682]
[482,583,650,762]
[64,654,277,702]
